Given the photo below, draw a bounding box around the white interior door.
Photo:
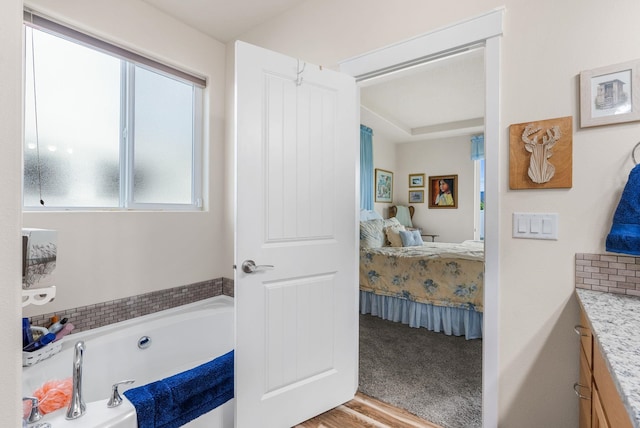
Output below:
[234,41,359,428]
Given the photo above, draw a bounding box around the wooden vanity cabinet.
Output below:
[575,308,593,428]
[576,306,633,428]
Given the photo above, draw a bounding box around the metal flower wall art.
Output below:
[521,124,561,184]
[509,116,572,189]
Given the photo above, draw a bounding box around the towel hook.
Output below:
[632,141,640,165]
[295,59,306,86]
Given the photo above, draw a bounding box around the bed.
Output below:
[359,216,484,339]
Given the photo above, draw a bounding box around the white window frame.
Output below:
[23,10,205,211]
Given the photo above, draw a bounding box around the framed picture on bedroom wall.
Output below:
[374,168,393,203]
[408,190,424,203]
[428,175,458,209]
[408,173,425,188]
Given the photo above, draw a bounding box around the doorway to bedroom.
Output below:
[340,7,504,423]
[355,46,486,428]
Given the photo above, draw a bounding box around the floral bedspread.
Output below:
[359,241,484,312]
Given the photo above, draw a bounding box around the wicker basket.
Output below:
[22,341,63,367]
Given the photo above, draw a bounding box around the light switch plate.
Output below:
[512,212,559,240]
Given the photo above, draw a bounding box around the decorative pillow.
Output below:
[383,217,402,229]
[360,209,383,221]
[360,219,385,248]
[399,230,424,247]
[385,224,406,247]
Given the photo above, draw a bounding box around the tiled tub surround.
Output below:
[576,288,640,428]
[27,277,234,334]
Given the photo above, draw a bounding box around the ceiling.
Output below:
[141,0,485,143]
[141,0,307,43]
[360,48,485,143]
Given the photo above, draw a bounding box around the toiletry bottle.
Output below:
[53,322,75,342]
[30,326,49,341]
[23,332,56,352]
[47,317,68,334]
[22,318,33,348]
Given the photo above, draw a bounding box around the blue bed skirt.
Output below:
[360,290,483,340]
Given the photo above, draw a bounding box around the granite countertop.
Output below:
[576,288,640,428]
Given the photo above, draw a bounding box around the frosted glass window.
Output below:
[23,22,203,210]
[24,29,121,207]
[133,66,194,204]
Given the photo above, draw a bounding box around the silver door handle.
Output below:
[241,260,274,274]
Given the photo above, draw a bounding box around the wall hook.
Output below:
[296,59,306,86]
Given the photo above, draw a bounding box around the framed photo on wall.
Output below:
[409,190,424,203]
[428,175,458,209]
[408,173,425,188]
[580,59,640,128]
[374,168,393,203]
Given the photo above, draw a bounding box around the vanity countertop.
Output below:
[576,288,640,428]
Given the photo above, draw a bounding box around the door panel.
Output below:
[234,41,358,428]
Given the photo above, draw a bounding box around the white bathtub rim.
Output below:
[26,294,234,359]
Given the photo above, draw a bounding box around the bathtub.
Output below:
[22,295,235,428]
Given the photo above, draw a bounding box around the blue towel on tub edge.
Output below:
[123,350,234,428]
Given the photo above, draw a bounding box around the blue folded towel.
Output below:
[607,164,640,256]
[124,350,234,428]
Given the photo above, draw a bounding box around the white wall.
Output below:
[395,136,475,243]
[236,0,640,426]
[1,1,26,425]
[21,0,229,317]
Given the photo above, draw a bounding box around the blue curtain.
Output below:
[471,134,484,160]
[360,125,374,210]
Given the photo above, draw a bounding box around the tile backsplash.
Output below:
[27,277,234,334]
[576,253,640,296]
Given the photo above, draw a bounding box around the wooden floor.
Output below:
[295,392,443,428]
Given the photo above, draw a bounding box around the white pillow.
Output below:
[360,209,383,221]
[360,219,385,248]
[383,217,402,229]
[399,230,424,247]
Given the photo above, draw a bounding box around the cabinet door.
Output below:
[578,348,592,428]
[592,388,609,428]
[593,341,633,428]
[578,309,593,367]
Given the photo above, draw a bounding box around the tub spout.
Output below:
[66,341,86,420]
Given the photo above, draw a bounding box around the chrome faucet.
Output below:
[66,341,86,420]
[22,396,42,423]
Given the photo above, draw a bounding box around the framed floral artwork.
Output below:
[374,168,393,203]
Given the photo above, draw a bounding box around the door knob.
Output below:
[241,260,274,273]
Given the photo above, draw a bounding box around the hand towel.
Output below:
[606,164,640,255]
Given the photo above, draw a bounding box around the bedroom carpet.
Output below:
[358,313,482,428]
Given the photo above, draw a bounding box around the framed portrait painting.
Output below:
[580,59,640,128]
[428,175,458,209]
[374,168,393,203]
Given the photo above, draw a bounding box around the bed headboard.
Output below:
[389,205,414,219]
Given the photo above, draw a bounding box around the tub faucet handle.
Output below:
[107,379,135,408]
[23,396,42,423]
